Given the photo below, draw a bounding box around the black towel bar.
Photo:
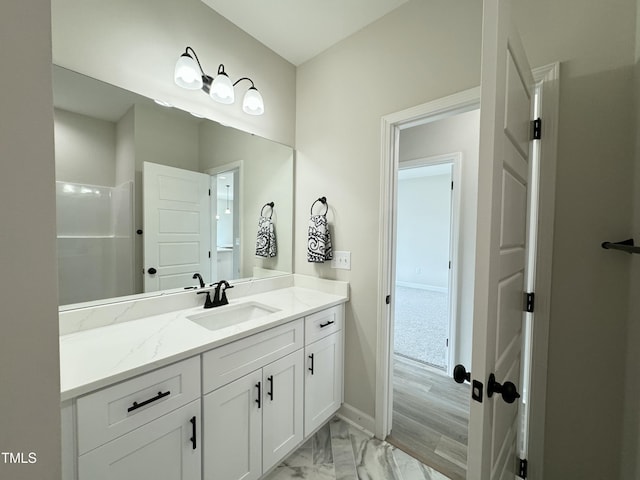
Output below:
[601,238,640,254]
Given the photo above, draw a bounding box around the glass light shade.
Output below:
[210,73,235,104]
[242,87,264,115]
[174,54,203,90]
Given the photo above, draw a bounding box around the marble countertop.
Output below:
[59,286,347,401]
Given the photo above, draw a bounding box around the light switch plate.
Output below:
[331,251,351,270]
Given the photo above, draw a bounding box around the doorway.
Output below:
[207,161,243,282]
[386,109,479,480]
[394,159,455,373]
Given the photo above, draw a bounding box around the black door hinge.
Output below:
[518,458,528,479]
[386,295,391,305]
[451,181,454,190]
[208,189,211,196]
[524,292,535,313]
[208,251,211,258]
[532,118,542,140]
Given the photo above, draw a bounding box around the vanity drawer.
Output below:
[202,318,303,394]
[304,305,343,345]
[76,356,200,454]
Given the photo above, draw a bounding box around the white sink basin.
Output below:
[187,302,280,331]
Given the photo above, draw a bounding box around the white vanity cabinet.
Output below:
[63,301,345,480]
[201,319,305,480]
[78,400,201,480]
[304,305,344,436]
[74,357,202,480]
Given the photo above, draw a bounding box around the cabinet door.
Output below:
[203,370,262,480]
[304,331,343,436]
[78,400,200,480]
[262,349,304,472]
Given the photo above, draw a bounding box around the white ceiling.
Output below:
[200,0,410,66]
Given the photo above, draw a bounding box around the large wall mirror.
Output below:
[53,65,294,308]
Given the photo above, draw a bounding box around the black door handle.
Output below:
[487,373,521,404]
[453,364,471,384]
[189,416,197,450]
[255,382,262,408]
[147,267,157,275]
[127,390,170,412]
[308,354,314,375]
[267,375,274,401]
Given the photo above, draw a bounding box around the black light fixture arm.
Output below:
[184,46,206,76]
[233,77,256,88]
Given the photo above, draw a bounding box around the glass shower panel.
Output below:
[56,181,133,305]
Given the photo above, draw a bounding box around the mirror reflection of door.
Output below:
[142,161,211,292]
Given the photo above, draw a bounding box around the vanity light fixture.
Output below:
[174,46,264,116]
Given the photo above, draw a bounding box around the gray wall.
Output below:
[0,1,61,479]
[295,0,484,423]
[54,108,117,186]
[622,1,640,477]
[296,0,637,478]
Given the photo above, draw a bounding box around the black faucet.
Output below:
[192,273,205,288]
[213,280,234,307]
[196,280,234,309]
[197,290,216,309]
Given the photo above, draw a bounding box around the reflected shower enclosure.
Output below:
[56,181,134,305]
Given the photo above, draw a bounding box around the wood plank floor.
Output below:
[387,355,470,480]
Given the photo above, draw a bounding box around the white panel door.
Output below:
[203,370,262,480]
[468,0,534,479]
[262,349,304,472]
[304,331,343,436]
[78,400,200,480]
[143,161,211,292]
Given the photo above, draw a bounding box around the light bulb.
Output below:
[210,72,235,104]
[242,87,264,115]
[174,53,203,90]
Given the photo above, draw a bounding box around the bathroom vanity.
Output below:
[59,275,348,480]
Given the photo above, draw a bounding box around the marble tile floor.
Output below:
[264,417,451,480]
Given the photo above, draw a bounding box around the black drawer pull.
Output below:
[127,390,171,412]
[308,354,315,375]
[267,375,274,401]
[319,320,335,328]
[190,416,197,450]
[255,382,262,408]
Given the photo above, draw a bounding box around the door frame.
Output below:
[395,153,462,376]
[206,160,244,280]
[375,63,559,478]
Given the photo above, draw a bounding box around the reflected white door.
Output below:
[143,162,211,292]
[468,0,534,478]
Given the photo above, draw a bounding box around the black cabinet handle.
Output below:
[319,320,335,328]
[308,354,314,375]
[127,390,170,412]
[267,375,274,401]
[453,364,471,384]
[487,374,521,404]
[190,416,197,450]
[255,382,262,408]
[147,267,157,275]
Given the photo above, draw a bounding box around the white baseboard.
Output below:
[395,281,447,294]
[338,403,375,436]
